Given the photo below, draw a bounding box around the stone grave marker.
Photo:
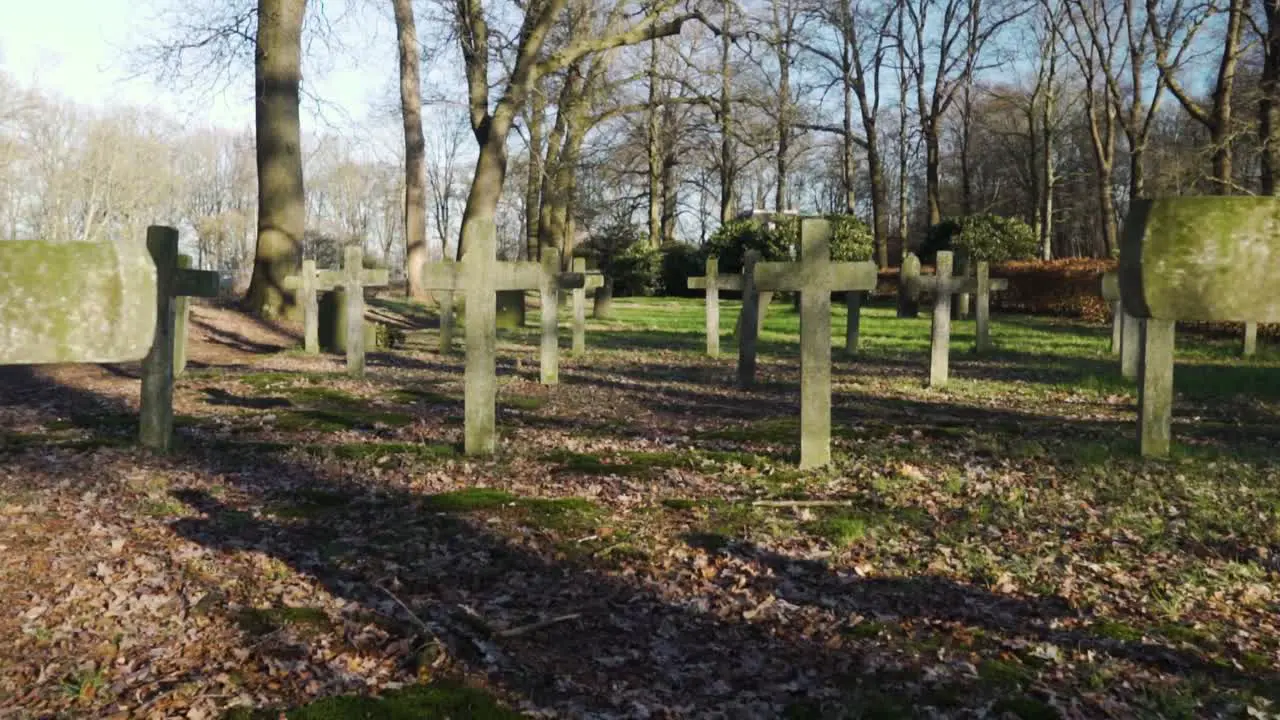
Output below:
[0,240,157,364]
[0,227,217,452]
[1102,270,1141,377]
[1121,196,1280,456]
[903,252,1009,386]
[571,257,604,355]
[140,226,220,451]
[739,218,878,469]
[173,254,195,377]
[420,227,584,455]
[688,256,743,358]
[284,246,389,377]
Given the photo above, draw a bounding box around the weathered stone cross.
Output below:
[903,251,1009,386]
[739,218,879,469]
[0,226,217,451]
[688,256,742,357]
[283,246,389,377]
[571,257,604,355]
[1122,197,1280,457]
[420,223,584,455]
[1101,270,1141,378]
[140,226,221,451]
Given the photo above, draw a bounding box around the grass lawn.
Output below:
[1,295,1278,719]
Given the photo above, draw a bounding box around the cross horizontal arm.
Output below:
[754,261,877,292]
[689,275,744,291]
[909,275,1008,298]
[554,272,586,290]
[315,269,342,289]
[173,269,220,298]
[360,269,390,287]
[421,262,464,291]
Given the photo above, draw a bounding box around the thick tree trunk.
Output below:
[460,126,510,256]
[393,0,428,297]
[245,0,307,317]
[661,143,678,244]
[1264,3,1280,195]
[924,125,942,225]
[1097,173,1116,256]
[867,145,889,268]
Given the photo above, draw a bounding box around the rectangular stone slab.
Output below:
[1121,197,1280,322]
[0,240,157,364]
[908,274,1008,298]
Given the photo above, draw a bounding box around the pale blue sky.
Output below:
[0,0,414,142]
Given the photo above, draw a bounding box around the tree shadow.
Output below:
[191,317,292,355]
[3,364,1278,715]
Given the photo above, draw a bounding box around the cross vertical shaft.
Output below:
[464,221,498,455]
[302,259,319,354]
[798,222,832,469]
[344,246,367,377]
[930,252,954,387]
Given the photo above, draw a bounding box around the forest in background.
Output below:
[2,0,1276,296]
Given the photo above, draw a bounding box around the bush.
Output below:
[704,219,792,273]
[659,242,707,296]
[921,214,1039,263]
[610,243,661,296]
[704,215,874,272]
[827,214,875,261]
[578,218,660,297]
[993,258,1115,321]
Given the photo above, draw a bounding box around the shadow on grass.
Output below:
[2,367,1277,715]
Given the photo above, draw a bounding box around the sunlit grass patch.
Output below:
[227,680,523,720]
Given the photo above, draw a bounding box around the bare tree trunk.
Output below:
[245,0,307,317]
[775,49,791,213]
[842,60,857,215]
[924,122,942,225]
[1264,28,1280,196]
[647,38,663,247]
[719,0,736,223]
[1042,79,1055,259]
[393,0,428,297]
[960,81,974,215]
[868,146,889,268]
[525,86,544,260]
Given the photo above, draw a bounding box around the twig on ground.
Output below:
[751,500,852,508]
[375,577,435,637]
[495,613,583,638]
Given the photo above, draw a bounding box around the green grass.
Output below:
[227,680,523,719]
[235,605,333,637]
[421,489,601,534]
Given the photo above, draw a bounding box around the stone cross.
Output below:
[571,257,604,355]
[420,226,584,455]
[1121,196,1280,456]
[741,218,879,469]
[173,254,195,377]
[0,240,157,365]
[688,256,743,358]
[1102,270,1141,378]
[140,226,219,452]
[904,252,1009,386]
[284,246,389,377]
